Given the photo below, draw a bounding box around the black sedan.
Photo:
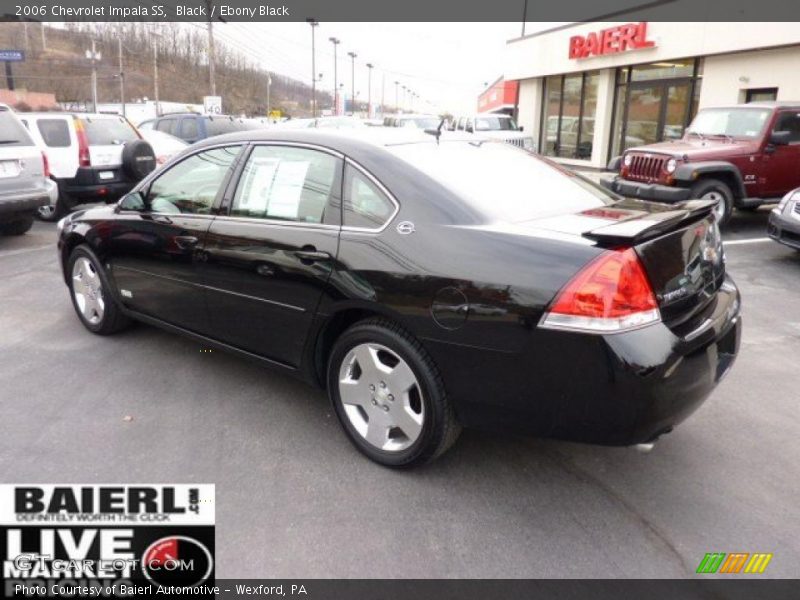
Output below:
[57,129,741,467]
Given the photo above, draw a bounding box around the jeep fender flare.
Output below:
[672,161,747,198]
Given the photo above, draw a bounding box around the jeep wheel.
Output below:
[690,178,734,226]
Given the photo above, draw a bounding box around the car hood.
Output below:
[626,137,759,160]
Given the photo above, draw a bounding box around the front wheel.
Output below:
[67,245,131,335]
[0,215,34,235]
[690,178,734,226]
[327,318,461,467]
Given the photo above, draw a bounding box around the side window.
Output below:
[147,146,241,215]
[773,112,800,144]
[180,117,199,140]
[343,164,396,230]
[36,119,71,147]
[155,118,176,135]
[231,145,339,224]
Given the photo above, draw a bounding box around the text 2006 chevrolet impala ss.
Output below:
[57,129,741,467]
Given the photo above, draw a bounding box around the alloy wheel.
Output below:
[338,343,424,452]
[701,190,727,222]
[72,257,105,325]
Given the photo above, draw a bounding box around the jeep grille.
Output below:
[626,154,669,182]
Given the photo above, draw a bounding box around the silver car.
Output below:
[0,104,57,235]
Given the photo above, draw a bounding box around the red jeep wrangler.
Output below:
[602,102,800,224]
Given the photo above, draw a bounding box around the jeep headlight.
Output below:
[623,154,633,167]
[666,158,677,173]
[523,137,534,150]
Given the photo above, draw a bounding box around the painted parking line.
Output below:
[0,245,52,258]
[724,238,771,246]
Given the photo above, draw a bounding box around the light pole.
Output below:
[365,63,373,118]
[394,81,399,113]
[266,72,272,117]
[151,31,161,116]
[85,40,101,113]
[329,37,340,115]
[401,85,407,112]
[347,51,357,116]
[308,20,319,118]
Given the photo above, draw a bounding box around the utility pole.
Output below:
[307,19,319,118]
[366,63,373,119]
[152,33,160,117]
[86,40,101,113]
[329,37,339,115]
[380,72,385,118]
[266,72,271,117]
[394,81,399,113]
[207,2,216,96]
[348,51,357,116]
[40,23,47,52]
[118,37,125,117]
[22,22,29,54]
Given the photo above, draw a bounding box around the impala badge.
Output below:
[396,221,415,235]
[120,289,133,298]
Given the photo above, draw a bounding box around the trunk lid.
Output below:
[525,198,725,328]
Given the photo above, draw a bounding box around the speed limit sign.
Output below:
[203,96,222,115]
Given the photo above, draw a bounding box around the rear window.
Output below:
[36,118,71,147]
[80,116,139,145]
[389,141,614,222]
[205,117,262,137]
[0,109,35,147]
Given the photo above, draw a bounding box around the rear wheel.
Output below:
[67,245,131,335]
[690,178,734,226]
[327,318,461,467]
[0,215,34,235]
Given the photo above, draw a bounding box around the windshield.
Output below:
[400,117,440,130]
[474,116,518,131]
[81,116,139,145]
[389,141,614,222]
[686,108,771,139]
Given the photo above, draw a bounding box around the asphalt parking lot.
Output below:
[1,208,798,579]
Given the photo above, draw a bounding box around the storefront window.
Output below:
[543,76,561,157]
[610,58,703,156]
[540,71,599,160]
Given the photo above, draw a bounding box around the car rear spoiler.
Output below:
[582,199,716,246]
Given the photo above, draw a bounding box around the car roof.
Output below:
[21,112,127,119]
[191,128,478,158]
[703,101,800,110]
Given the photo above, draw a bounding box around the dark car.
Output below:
[603,102,800,225]
[148,113,266,144]
[768,187,800,250]
[57,129,741,467]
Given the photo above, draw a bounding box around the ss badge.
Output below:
[396,221,416,235]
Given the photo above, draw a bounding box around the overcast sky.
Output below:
[208,22,564,114]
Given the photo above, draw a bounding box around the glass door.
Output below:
[620,80,693,152]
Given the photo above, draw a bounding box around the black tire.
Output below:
[690,178,734,226]
[121,139,157,182]
[0,215,34,235]
[67,244,131,335]
[327,318,461,467]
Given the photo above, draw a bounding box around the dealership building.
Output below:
[505,21,800,168]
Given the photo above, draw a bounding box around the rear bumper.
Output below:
[62,166,133,203]
[601,175,692,203]
[767,208,800,250]
[0,181,55,216]
[429,275,742,446]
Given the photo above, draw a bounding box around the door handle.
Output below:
[174,235,199,249]
[294,249,331,261]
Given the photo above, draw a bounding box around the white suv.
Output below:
[20,113,156,220]
[452,114,535,151]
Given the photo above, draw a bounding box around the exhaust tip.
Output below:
[633,442,655,453]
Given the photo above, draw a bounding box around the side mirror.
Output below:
[518,126,524,132]
[118,191,147,212]
[770,130,792,146]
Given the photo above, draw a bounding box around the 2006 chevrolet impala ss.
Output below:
[57,129,741,467]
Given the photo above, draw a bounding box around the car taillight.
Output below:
[74,118,91,167]
[41,151,50,178]
[540,248,660,333]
